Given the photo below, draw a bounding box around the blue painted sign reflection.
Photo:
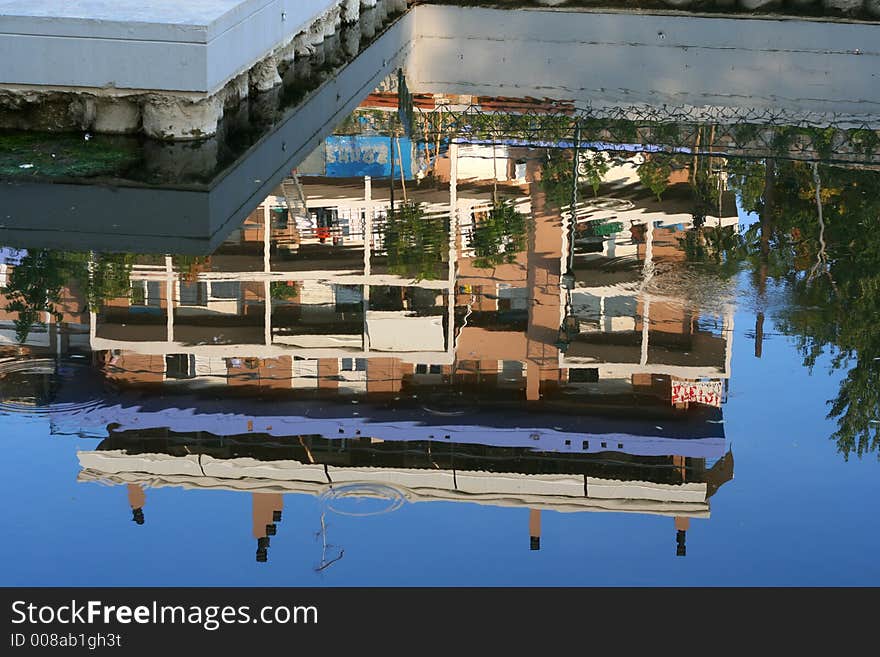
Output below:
[326,136,413,178]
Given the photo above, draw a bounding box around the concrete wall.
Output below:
[0,0,341,92]
[524,0,880,18]
[2,4,878,138]
[0,0,412,138]
[408,6,880,123]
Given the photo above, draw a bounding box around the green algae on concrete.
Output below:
[0,130,142,179]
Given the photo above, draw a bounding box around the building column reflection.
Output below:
[253,493,284,563]
[675,517,689,557]
[673,454,689,556]
[529,509,541,551]
[525,156,563,401]
[127,484,145,525]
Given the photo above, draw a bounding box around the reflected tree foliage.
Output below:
[172,255,212,282]
[726,158,766,215]
[3,249,66,343]
[540,149,614,207]
[578,152,611,198]
[539,149,576,210]
[3,250,136,343]
[677,225,747,275]
[766,162,880,459]
[71,252,137,309]
[381,202,448,281]
[637,154,673,202]
[723,159,880,459]
[469,202,530,269]
[270,281,299,301]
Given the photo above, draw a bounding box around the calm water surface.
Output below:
[1,19,879,585]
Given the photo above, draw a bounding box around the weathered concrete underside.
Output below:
[509,0,880,19]
[406,5,880,126]
[1,1,878,140]
[0,0,409,139]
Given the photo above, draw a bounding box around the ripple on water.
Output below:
[0,357,103,416]
[320,483,408,517]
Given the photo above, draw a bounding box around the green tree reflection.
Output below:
[3,250,136,343]
[469,202,530,269]
[637,155,673,202]
[3,249,66,343]
[539,149,575,210]
[381,202,448,281]
[723,159,880,459]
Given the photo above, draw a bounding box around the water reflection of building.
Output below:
[78,427,733,561]
[560,153,738,398]
[89,176,484,372]
[1,136,738,563]
[85,145,735,405]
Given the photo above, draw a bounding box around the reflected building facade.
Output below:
[0,92,739,565]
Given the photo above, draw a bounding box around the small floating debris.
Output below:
[18,163,33,169]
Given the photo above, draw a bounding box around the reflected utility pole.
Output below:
[755,158,776,359]
[389,134,395,212]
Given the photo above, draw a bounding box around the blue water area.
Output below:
[1,268,878,586]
